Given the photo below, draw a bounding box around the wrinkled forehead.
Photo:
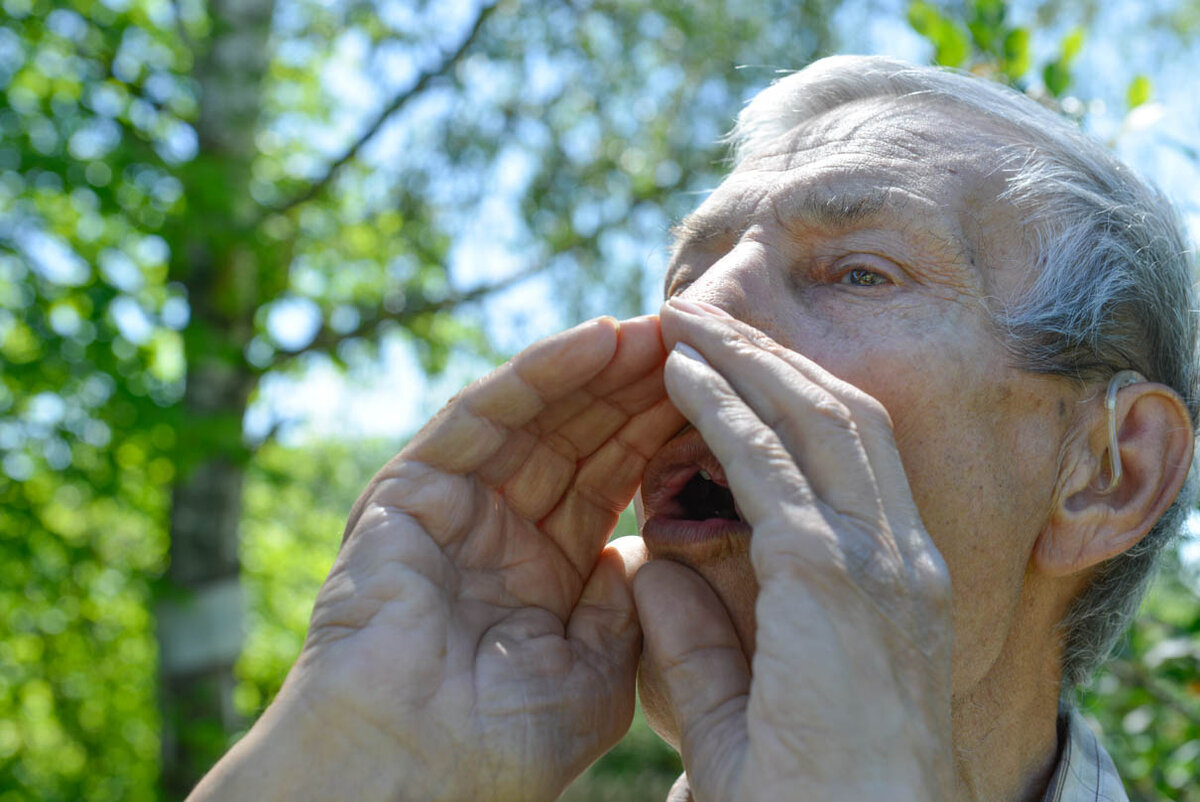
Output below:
[735,95,1001,182]
[685,96,1029,280]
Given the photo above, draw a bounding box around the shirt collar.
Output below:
[1042,705,1128,802]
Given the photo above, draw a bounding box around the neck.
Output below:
[950,571,1073,801]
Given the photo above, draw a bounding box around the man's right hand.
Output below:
[188,315,683,802]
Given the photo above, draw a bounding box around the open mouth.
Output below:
[673,469,743,522]
[640,427,751,550]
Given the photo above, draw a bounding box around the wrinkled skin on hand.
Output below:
[288,315,684,802]
[248,304,953,802]
[634,299,955,801]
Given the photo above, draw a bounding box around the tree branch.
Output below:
[279,259,551,365]
[266,1,499,218]
[401,259,548,318]
[169,0,195,54]
[1159,133,1200,165]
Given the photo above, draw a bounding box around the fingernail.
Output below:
[670,298,733,319]
[672,342,708,364]
[573,315,618,334]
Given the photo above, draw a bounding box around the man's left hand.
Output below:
[634,297,955,801]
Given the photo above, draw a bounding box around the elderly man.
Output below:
[190,56,1197,801]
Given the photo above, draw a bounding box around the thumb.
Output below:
[633,560,750,802]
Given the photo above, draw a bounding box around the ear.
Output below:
[1035,382,1195,576]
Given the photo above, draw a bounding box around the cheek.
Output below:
[794,310,1043,544]
[881,364,1066,691]
[794,317,1066,689]
[889,367,1064,567]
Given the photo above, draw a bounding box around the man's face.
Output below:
[637,97,1080,745]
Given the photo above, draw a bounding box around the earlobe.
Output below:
[1035,381,1195,577]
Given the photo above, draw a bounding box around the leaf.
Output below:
[907,1,941,38]
[908,1,970,67]
[967,0,1007,53]
[1127,75,1153,109]
[934,21,971,67]
[1061,27,1085,63]
[1043,60,1071,98]
[1002,27,1031,79]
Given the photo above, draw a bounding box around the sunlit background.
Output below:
[3,0,1200,799]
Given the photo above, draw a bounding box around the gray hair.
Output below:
[729,55,1199,688]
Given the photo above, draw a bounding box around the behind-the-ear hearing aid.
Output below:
[1100,370,1145,494]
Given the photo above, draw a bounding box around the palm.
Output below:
[293,317,682,801]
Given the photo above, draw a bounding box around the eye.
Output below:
[839,267,891,287]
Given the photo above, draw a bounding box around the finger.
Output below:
[471,317,672,517]
[476,368,670,513]
[634,559,749,802]
[566,538,643,666]
[606,534,648,580]
[547,364,670,460]
[508,316,670,460]
[663,345,863,586]
[404,316,621,473]
[662,299,919,519]
[661,343,816,530]
[542,315,670,433]
[663,302,934,574]
[540,397,685,572]
[662,302,887,526]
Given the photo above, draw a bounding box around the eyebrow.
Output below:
[669,186,894,253]
[792,186,891,228]
[664,184,972,296]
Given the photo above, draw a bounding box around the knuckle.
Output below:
[744,325,785,353]
[805,386,856,430]
[850,392,894,431]
[722,330,764,362]
[914,549,953,609]
[751,506,839,574]
[372,460,433,498]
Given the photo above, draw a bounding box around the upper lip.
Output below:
[641,426,732,518]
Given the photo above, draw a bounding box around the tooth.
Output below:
[699,469,711,480]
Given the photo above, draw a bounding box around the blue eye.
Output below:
[841,267,889,287]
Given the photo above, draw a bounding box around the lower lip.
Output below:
[641,515,752,561]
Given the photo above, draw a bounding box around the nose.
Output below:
[669,239,786,337]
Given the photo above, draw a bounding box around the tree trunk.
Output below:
[157,0,276,795]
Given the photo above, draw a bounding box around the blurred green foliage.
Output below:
[235,439,392,716]
[1,0,1198,799]
[1080,553,1200,802]
[0,462,165,801]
